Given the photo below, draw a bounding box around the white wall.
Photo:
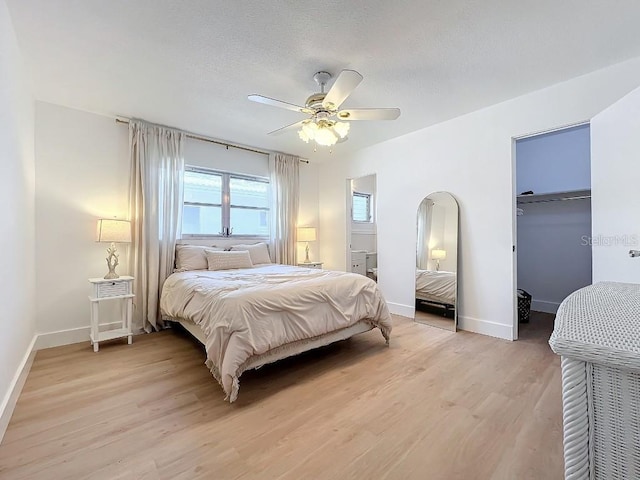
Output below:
[0,0,36,433]
[592,85,640,284]
[34,103,320,343]
[185,136,269,177]
[319,56,640,339]
[298,161,320,264]
[34,102,129,347]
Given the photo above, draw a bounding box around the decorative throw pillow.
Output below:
[174,245,223,272]
[206,250,254,271]
[230,242,272,265]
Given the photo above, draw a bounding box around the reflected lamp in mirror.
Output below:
[431,249,446,271]
[297,227,317,263]
[96,219,131,279]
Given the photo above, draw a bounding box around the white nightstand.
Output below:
[297,262,323,269]
[88,276,134,352]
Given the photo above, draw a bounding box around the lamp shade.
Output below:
[431,249,447,260]
[297,227,317,242]
[96,219,131,243]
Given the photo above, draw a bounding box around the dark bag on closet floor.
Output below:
[517,289,532,323]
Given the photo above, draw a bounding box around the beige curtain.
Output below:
[128,120,185,332]
[417,198,433,269]
[269,153,300,265]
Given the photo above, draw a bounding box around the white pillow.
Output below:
[230,242,272,265]
[175,245,223,272]
[206,250,254,271]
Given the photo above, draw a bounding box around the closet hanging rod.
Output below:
[115,118,309,164]
[517,195,591,205]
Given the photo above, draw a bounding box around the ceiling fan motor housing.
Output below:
[305,92,328,110]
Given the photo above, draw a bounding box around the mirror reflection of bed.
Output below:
[415,192,459,332]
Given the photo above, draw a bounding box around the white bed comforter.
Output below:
[160,264,392,401]
[415,269,457,304]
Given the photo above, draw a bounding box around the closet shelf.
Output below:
[517,189,591,205]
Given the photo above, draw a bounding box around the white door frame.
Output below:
[345,179,353,271]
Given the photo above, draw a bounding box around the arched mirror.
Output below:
[415,192,459,331]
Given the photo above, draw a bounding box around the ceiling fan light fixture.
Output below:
[298,121,316,143]
[297,119,349,147]
[314,125,338,146]
[333,121,350,138]
[298,129,311,143]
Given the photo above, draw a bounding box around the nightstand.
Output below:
[297,262,323,269]
[88,276,134,352]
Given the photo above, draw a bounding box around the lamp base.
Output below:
[305,243,311,263]
[104,270,120,280]
[104,243,120,279]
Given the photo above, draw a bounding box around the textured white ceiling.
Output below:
[7,0,640,160]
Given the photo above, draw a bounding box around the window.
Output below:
[182,167,269,237]
[352,192,372,222]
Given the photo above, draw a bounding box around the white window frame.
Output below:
[352,191,373,223]
[182,166,270,239]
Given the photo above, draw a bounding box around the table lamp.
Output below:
[96,219,131,279]
[297,227,317,263]
[431,248,446,271]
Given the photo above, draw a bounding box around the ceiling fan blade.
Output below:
[248,94,313,114]
[336,108,401,121]
[322,70,363,110]
[267,120,307,136]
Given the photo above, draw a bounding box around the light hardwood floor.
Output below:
[0,314,562,480]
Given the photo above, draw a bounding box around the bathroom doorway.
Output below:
[346,174,378,282]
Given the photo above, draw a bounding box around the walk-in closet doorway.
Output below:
[513,123,592,340]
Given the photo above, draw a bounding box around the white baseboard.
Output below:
[388,302,514,340]
[457,315,514,340]
[387,302,414,319]
[531,299,560,314]
[0,334,37,444]
[35,321,123,350]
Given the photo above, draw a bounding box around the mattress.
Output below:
[415,269,456,305]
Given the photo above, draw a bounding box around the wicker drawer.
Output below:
[96,281,129,298]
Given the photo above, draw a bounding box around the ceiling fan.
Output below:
[248,70,401,147]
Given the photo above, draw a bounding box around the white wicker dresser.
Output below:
[549,282,640,480]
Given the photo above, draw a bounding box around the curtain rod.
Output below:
[115,118,309,164]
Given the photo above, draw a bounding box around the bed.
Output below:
[415,269,457,306]
[160,262,392,402]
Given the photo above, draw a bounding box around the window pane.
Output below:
[182,205,222,235]
[353,194,370,222]
[184,171,222,204]
[231,207,269,236]
[230,177,269,208]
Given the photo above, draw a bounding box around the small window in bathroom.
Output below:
[352,192,372,222]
